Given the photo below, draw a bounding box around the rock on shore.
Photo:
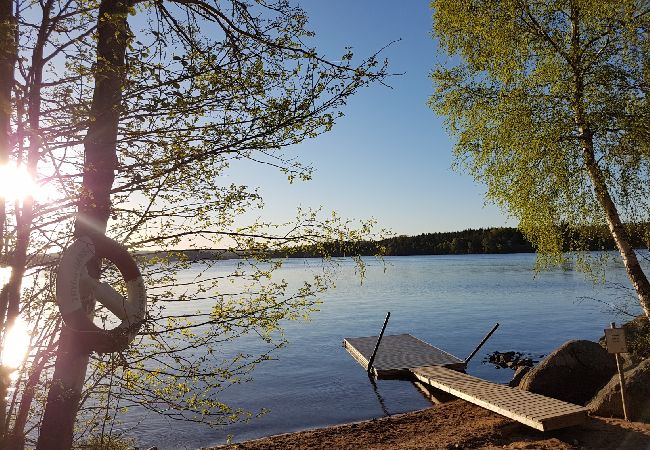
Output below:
[588,357,650,421]
[518,339,616,405]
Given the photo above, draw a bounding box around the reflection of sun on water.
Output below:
[1,268,30,376]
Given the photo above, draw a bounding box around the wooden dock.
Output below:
[412,366,587,431]
[343,333,588,431]
[343,334,466,378]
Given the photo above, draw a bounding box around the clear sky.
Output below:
[225,1,514,236]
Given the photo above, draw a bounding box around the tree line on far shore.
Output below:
[137,224,649,262]
[281,225,650,258]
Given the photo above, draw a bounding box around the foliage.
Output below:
[429,0,650,260]
[624,315,650,362]
[75,435,135,450]
[0,0,388,447]
[429,1,650,312]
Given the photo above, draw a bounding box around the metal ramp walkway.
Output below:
[343,333,588,431]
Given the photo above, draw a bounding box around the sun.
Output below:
[0,163,42,202]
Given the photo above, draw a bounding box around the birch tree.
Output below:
[430,0,650,316]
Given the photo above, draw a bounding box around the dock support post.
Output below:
[367,312,390,376]
[465,322,499,364]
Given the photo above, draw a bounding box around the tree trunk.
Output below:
[0,0,16,444]
[569,3,650,318]
[580,131,650,317]
[0,0,15,331]
[37,1,130,448]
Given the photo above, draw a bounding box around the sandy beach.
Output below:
[210,400,650,450]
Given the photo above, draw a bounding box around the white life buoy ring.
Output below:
[56,235,146,353]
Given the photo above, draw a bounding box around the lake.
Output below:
[127,253,643,449]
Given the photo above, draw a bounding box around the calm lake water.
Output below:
[127,253,643,449]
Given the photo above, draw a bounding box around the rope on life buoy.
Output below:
[56,235,147,353]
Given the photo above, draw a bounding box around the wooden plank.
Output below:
[343,334,465,379]
[343,339,371,370]
[412,366,587,431]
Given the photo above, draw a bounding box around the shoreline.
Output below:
[208,400,650,450]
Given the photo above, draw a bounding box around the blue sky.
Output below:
[226,1,514,236]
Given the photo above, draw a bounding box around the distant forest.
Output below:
[376,227,534,255]
[284,225,650,258]
[155,225,650,261]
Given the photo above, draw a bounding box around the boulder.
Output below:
[518,340,616,405]
[509,365,530,387]
[587,358,650,422]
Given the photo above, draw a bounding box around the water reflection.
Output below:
[368,376,390,417]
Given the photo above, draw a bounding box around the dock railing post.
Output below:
[465,322,499,365]
[367,312,390,376]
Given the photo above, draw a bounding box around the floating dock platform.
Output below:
[343,333,466,378]
[343,333,588,431]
